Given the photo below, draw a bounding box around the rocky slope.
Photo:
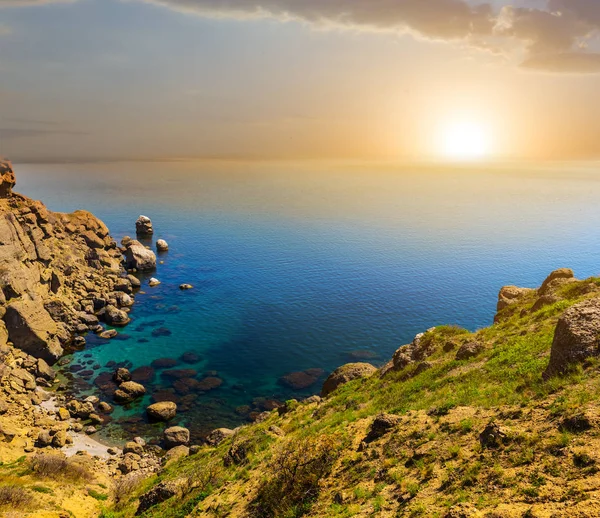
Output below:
[91,267,600,518]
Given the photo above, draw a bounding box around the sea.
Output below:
[15,160,600,442]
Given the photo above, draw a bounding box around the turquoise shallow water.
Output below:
[14,160,600,441]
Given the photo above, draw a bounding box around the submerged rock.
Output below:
[321,363,377,397]
[136,215,153,235]
[151,357,179,369]
[278,368,325,390]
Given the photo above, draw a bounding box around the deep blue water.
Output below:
[15,160,600,440]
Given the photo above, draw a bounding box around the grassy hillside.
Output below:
[12,272,600,518]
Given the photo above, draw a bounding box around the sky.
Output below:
[1,0,600,162]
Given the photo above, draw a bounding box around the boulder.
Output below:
[123,441,144,455]
[146,401,177,422]
[114,381,146,403]
[538,268,575,296]
[135,215,153,235]
[496,285,535,312]
[321,363,377,397]
[163,426,190,448]
[179,284,193,290]
[4,300,63,364]
[103,305,130,327]
[205,428,234,447]
[113,367,131,384]
[119,452,141,474]
[148,278,161,287]
[36,358,56,382]
[156,239,169,252]
[364,413,401,443]
[124,241,156,271]
[0,159,16,197]
[455,342,484,361]
[137,480,185,515]
[163,445,189,464]
[544,298,600,378]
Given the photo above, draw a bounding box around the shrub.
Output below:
[250,434,341,517]
[30,453,92,482]
[0,485,33,509]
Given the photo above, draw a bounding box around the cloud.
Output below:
[0,0,75,5]
[138,0,600,73]
[521,51,600,72]
[0,128,89,139]
[3,0,600,73]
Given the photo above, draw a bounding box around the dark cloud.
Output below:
[142,0,600,73]
[3,0,600,73]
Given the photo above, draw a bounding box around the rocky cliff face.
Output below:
[0,159,129,372]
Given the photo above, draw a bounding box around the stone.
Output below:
[137,480,185,515]
[179,284,193,290]
[538,268,575,296]
[0,159,16,197]
[151,358,179,369]
[147,401,177,422]
[455,342,485,361]
[114,291,133,307]
[123,441,144,455]
[114,381,146,403]
[51,430,68,448]
[544,298,600,378]
[148,277,161,287]
[180,351,200,364]
[58,407,70,421]
[156,239,169,251]
[163,445,189,464]
[124,241,156,271]
[135,215,153,235]
[496,285,535,312]
[127,274,141,288]
[99,329,118,339]
[103,305,131,327]
[85,426,97,434]
[364,414,401,443]
[163,426,190,448]
[205,428,234,447]
[89,413,103,424]
[98,401,113,414]
[0,400,8,415]
[131,366,155,383]
[37,430,53,447]
[278,368,325,390]
[4,300,63,364]
[113,367,131,384]
[119,452,141,473]
[479,422,509,449]
[321,363,377,397]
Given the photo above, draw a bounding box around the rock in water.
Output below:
[544,298,600,378]
[179,284,193,290]
[0,159,16,198]
[156,239,169,251]
[147,401,177,421]
[4,300,63,364]
[136,215,153,235]
[321,362,377,397]
[148,278,161,287]
[124,240,157,271]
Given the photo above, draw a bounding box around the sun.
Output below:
[438,119,491,161]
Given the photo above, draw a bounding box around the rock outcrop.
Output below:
[321,362,377,397]
[4,300,63,364]
[544,298,600,378]
[0,159,16,198]
[136,215,153,235]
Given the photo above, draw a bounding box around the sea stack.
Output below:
[136,215,153,235]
